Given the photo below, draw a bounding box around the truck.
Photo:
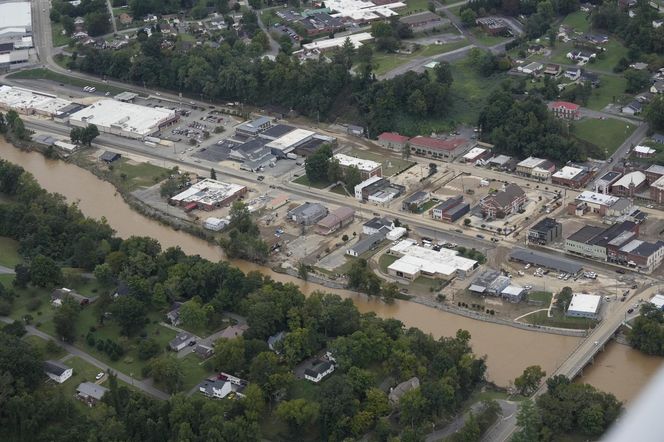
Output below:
[286,153,298,160]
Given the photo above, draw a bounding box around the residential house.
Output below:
[389,377,420,405]
[633,145,656,158]
[543,63,561,76]
[118,13,133,25]
[611,171,647,197]
[287,202,328,226]
[76,382,108,407]
[653,134,664,144]
[622,100,643,115]
[377,132,410,151]
[315,206,355,235]
[166,301,183,326]
[267,331,286,353]
[486,154,512,169]
[402,191,430,212]
[194,344,214,359]
[650,81,664,94]
[528,217,562,245]
[198,373,247,399]
[566,50,596,63]
[362,217,394,235]
[518,61,544,75]
[408,136,470,161]
[346,124,364,137]
[564,67,581,80]
[549,101,580,120]
[480,184,527,218]
[346,232,385,257]
[44,360,73,384]
[304,359,335,383]
[169,332,194,352]
[51,288,94,306]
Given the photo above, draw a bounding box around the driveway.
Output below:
[175,313,248,359]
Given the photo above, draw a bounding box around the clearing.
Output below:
[572,117,636,158]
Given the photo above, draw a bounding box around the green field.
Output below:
[24,334,66,359]
[180,353,214,392]
[522,309,597,330]
[0,236,21,268]
[561,11,592,33]
[51,22,71,47]
[292,174,331,189]
[527,291,552,304]
[347,148,415,176]
[402,0,429,13]
[111,159,171,192]
[59,356,107,398]
[551,40,629,74]
[8,69,127,96]
[585,75,629,111]
[470,29,509,47]
[371,40,470,76]
[378,253,398,273]
[572,117,636,157]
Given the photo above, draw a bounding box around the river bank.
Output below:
[2,138,661,397]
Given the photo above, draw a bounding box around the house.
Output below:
[315,206,355,235]
[527,44,544,54]
[268,331,286,353]
[389,377,420,405]
[198,373,247,399]
[100,151,121,163]
[377,132,410,151]
[362,217,394,235]
[622,100,643,115]
[528,217,562,245]
[564,67,581,80]
[549,101,580,120]
[543,63,561,76]
[630,62,649,70]
[304,359,335,383]
[346,232,385,257]
[402,191,430,212]
[399,11,445,31]
[653,134,664,144]
[118,13,133,25]
[518,61,544,75]
[650,81,664,94]
[633,145,656,158]
[51,288,94,306]
[480,184,527,218]
[44,360,73,384]
[287,202,328,226]
[611,171,647,197]
[408,136,469,160]
[169,332,194,352]
[566,50,596,63]
[431,195,470,222]
[194,344,214,359]
[584,33,609,44]
[166,302,182,326]
[566,293,601,319]
[76,382,109,407]
[552,165,592,188]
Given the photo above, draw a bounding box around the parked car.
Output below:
[627,308,634,314]
[188,340,197,346]
[95,372,105,380]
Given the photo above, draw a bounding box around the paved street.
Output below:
[0,316,170,400]
[424,399,518,442]
[0,265,14,274]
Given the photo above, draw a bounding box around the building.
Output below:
[408,136,469,160]
[594,171,622,194]
[230,139,275,171]
[44,360,73,384]
[462,146,491,163]
[169,332,194,352]
[266,128,316,158]
[69,100,178,139]
[268,331,286,353]
[515,157,549,177]
[333,153,382,179]
[113,91,138,102]
[518,61,544,75]
[543,63,561,76]
[431,195,470,222]
[319,0,405,23]
[362,217,394,235]
[386,226,407,241]
[613,239,664,273]
[398,11,445,31]
[552,165,592,188]
[611,171,647,197]
[486,154,512,169]
[566,293,601,319]
[0,2,31,48]
[388,239,478,280]
[354,176,384,200]
[170,179,247,211]
[100,151,121,163]
[258,124,296,141]
[235,116,272,137]
[287,202,328,226]
[166,302,182,326]
[501,285,526,303]
[315,206,355,235]
[203,217,228,232]
[377,132,410,151]
[567,50,596,63]
[549,101,580,119]
[51,287,94,306]
[476,17,508,35]
[354,177,405,203]
[651,81,664,94]
[633,145,656,158]
[0,85,74,117]
[622,100,643,115]
[574,191,623,215]
[76,382,109,407]
[367,183,405,205]
[650,175,664,204]
[510,248,583,275]
[346,232,384,257]
[304,359,335,383]
[645,164,664,183]
[198,373,247,399]
[528,217,562,245]
[469,269,502,294]
[194,344,214,359]
[389,377,420,405]
[564,221,638,261]
[480,184,527,218]
[298,12,346,36]
[301,32,373,52]
[402,191,430,212]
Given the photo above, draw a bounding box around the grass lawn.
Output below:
[111,159,171,192]
[180,353,214,392]
[572,117,636,158]
[416,198,439,213]
[585,75,629,111]
[51,22,71,47]
[408,276,445,295]
[289,378,321,402]
[179,318,229,339]
[329,184,350,196]
[60,356,106,398]
[378,253,398,273]
[292,174,330,189]
[527,291,552,305]
[24,334,66,359]
[8,69,127,95]
[0,236,21,268]
[403,0,429,13]
[522,309,597,330]
[470,29,509,47]
[550,40,628,74]
[371,40,469,76]
[561,11,592,33]
[447,4,463,17]
[347,148,415,176]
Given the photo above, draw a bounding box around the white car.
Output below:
[524,264,531,270]
[95,372,104,380]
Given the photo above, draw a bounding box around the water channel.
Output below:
[1,141,660,398]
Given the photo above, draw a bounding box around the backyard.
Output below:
[521,309,597,330]
[572,117,636,157]
[0,236,21,268]
[585,75,629,111]
[561,11,592,33]
[550,40,629,74]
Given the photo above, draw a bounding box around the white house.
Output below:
[304,359,335,383]
[44,360,73,384]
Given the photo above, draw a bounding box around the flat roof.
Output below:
[170,179,245,206]
[634,145,656,155]
[0,85,72,115]
[260,124,295,139]
[303,32,373,50]
[0,2,31,31]
[510,248,583,274]
[567,225,605,243]
[650,294,664,309]
[553,166,585,180]
[568,293,601,314]
[69,99,176,136]
[517,156,546,169]
[651,175,664,190]
[389,240,477,277]
[325,0,406,21]
[646,164,664,176]
[333,153,381,172]
[266,128,314,151]
[597,171,621,183]
[463,147,487,160]
[576,191,619,207]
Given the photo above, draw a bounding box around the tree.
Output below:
[555,287,573,311]
[343,165,362,193]
[110,296,147,336]
[146,354,183,393]
[138,337,162,360]
[53,297,80,343]
[305,144,333,183]
[400,388,429,428]
[213,337,246,374]
[249,351,293,401]
[512,400,541,442]
[645,95,664,131]
[13,263,30,288]
[434,62,453,85]
[3,320,26,337]
[460,8,477,27]
[0,332,44,391]
[178,298,209,330]
[210,168,217,180]
[276,399,320,435]
[514,365,546,396]
[29,255,62,288]
[624,68,651,93]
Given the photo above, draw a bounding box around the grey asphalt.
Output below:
[0,316,170,400]
[424,399,518,442]
[0,265,15,274]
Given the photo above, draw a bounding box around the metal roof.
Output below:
[510,248,583,274]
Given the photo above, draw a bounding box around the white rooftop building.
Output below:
[552,165,585,181]
[0,2,31,46]
[613,171,646,189]
[634,145,656,156]
[333,153,381,173]
[566,293,601,319]
[266,128,314,156]
[387,239,478,281]
[325,0,406,22]
[576,191,620,207]
[69,99,178,139]
[354,175,383,200]
[462,147,487,162]
[0,85,73,117]
[170,179,247,210]
[302,32,373,51]
[650,294,664,310]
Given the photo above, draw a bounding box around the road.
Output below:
[590,121,649,186]
[255,8,280,58]
[0,265,14,274]
[0,316,170,400]
[105,0,118,35]
[426,400,518,442]
[486,284,662,441]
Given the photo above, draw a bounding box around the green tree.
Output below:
[514,365,546,396]
[29,255,62,288]
[138,337,162,360]
[460,8,477,27]
[213,337,246,374]
[512,400,542,442]
[645,95,664,131]
[343,165,363,193]
[110,296,147,336]
[210,168,217,180]
[555,287,573,311]
[53,297,81,343]
[304,144,333,183]
[276,399,320,435]
[146,354,184,393]
[399,388,429,428]
[249,351,293,402]
[179,298,209,331]
[624,68,651,93]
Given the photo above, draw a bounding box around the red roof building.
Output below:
[549,101,580,120]
[378,132,411,151]
[408,136,470,160]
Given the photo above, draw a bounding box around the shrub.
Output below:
[27,297,42,311]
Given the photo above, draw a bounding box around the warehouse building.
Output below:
[377,132,410,151]
[315,206,355,235]
[387,239,478,280]
[169,179,247,211]
[564,221,638,261]
[510,248,583,275]
[69,99,178,139]
[0,2,32,48]
[287,202,328,226]
[333,153,382,180]
[267,128,316,157]
[566,293,601,319]
[235,116,272,137]
[431,195,469,222]
[0,85,73,117]
[346,232,385,257]
[302,32,373,52]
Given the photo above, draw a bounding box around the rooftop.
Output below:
[651,175,664,190]
[260,124,295,139]
[486,183,525,207]
[550,101,580,110]
[333,153,381,172]
[0,2,31,30]
[303,32,373,50]
[646,164,664,176]
[236,116,272,133]
[77,382,108,400]
[597,171,621,183]
[44,360,70,376]
[530,217,561,233]
[389,239,477,277]
[488,154,511,165]
[568,225,605,243]
[266,128,315,151]
[568,293,601,314]
[316,206,355,228]
[553,166,585,180]
[576,191,619,207]
[0,85,72,116]
[634,145,656,155]
[463,147,487,160]
[410,136,467,152]
[170,179,246,206]
[510,248,583,274]
[325,0,405,21]
[613,171,646,188]
[69,99,176,136]
[517,156,546,169]
[378,132,410,143]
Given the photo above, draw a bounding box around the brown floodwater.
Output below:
[1,141,660,397]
